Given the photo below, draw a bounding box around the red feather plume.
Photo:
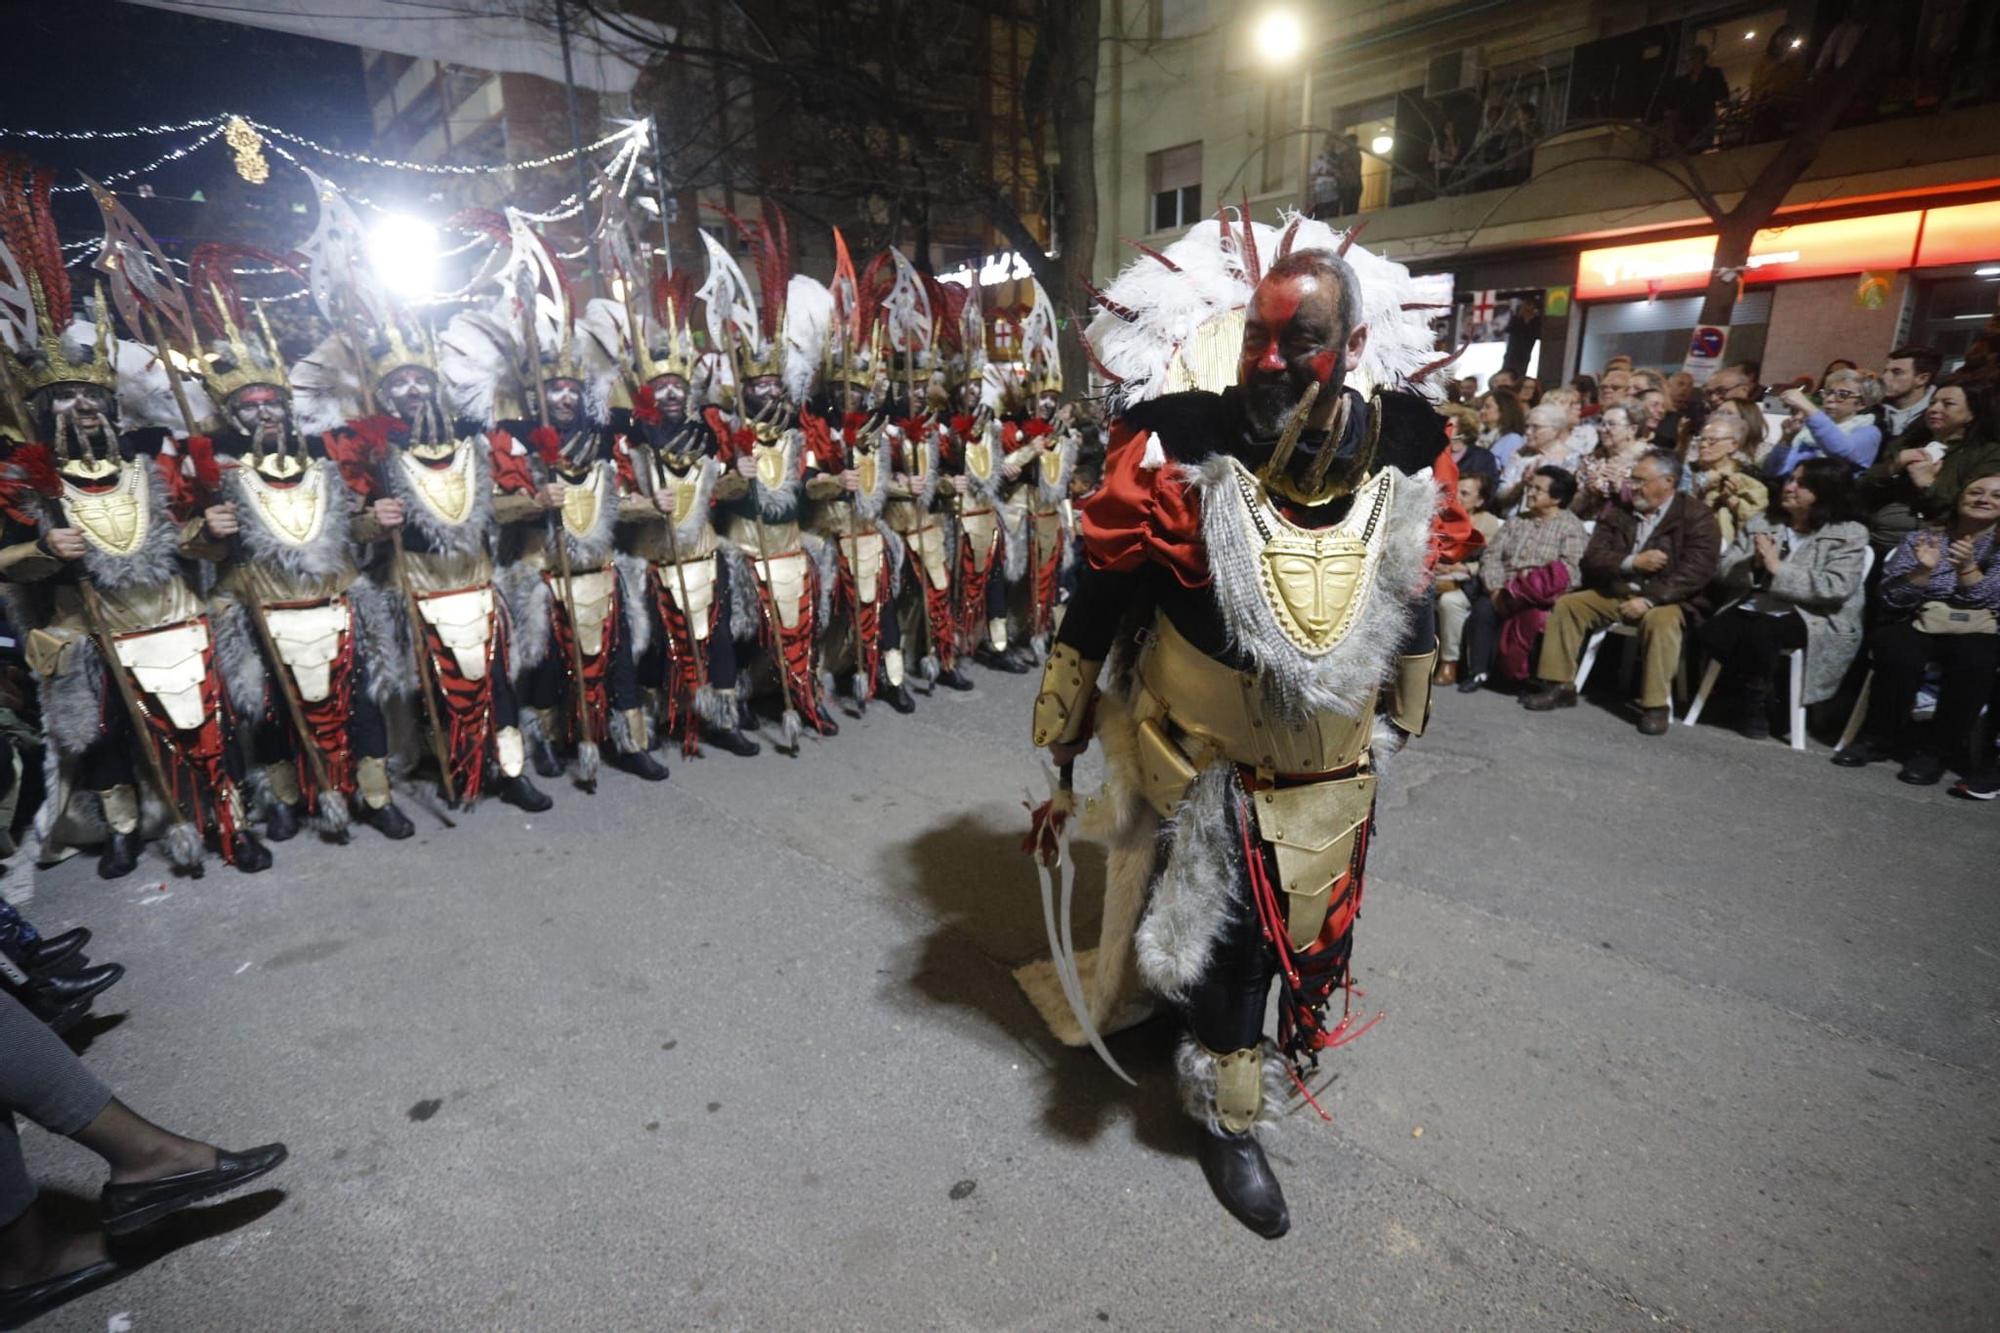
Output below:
[632,383,662,427]
[527,424,563,467]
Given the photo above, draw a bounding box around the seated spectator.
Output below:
[1765,371,1883,476]
[1666,371,1696,415]
[1597,364,1633,412]
[1701,365,1757,418]
[1517,375,1542,407]
[1543,385,1595,453]
[1434,472,1504,685]
[1477,389,1526,468]
[1700,459,1868,738]
[1835,470,2000,787]
[1495,402,1580,513]
[1638,385,1675,448]
[1818,357,1858,388]
[1440,403,1499,484]
[1458,466,1589,691]
[0,991,288,1325]
[1571,374,1599,415]
[1572,403,1647,522]
[1488,368,1522,399]
[1873,345,1939,443]
[1860,374,2000,554]
[1522,450,1722,734]
[1686,410,1768,542]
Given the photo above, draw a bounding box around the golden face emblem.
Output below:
[1260,539,1367,652]
[560,465,602,537]
[670,473,700,525]
[63,463,149,557]
[753,443,788,492]
[241,464,327,546]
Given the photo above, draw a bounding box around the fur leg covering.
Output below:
[723,545,761,645]
[693,684,737,730]
[615,553,654,660]
[1134,763,1246,1004]
[351,576,415,706]
[802,532,836,630]
[495,563,553,674]
[210,599,268,719]
[1175,1037,1288,1138]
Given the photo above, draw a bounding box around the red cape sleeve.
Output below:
[1427,445,1480,573]
[1077,423,1209,588]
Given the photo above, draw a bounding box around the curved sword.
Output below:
[1034,759,1136,1086]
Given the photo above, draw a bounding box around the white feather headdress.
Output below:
[782,273,832,404]
[1084,210,1447,409]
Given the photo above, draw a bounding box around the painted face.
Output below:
[1237,269,1352,439]
[543,377,584,427]
[1034,390,1060,420]
[378,367,438,423]
[741,374,784,418]
[956,381,982,415]
[647,373,689,422]
[47,383,114,436]
[229,384,290,442]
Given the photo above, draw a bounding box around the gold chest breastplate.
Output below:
[400,445,474,526]
[1229,460,1396,656]
[963,434,993,482]
[239,464,329,547]
[1036,445,1063,488]
[63,464,150,557]
[561,463,609,538]
[664,467,703,526]
[753,442,790,492]
[854,448,880,497]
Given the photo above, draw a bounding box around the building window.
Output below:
[1146,0,1207,42]
[1147,142,1202,233]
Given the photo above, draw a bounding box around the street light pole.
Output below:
[1297,62,1314,214]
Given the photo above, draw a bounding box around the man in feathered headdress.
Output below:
[292,187,553,815]
[996,281,1081,657]
[0,156,272,878]
[694,204,839,749]
[188,245,416,845]
[1028,211,1469,1237]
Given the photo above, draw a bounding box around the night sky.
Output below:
[2,0,374,255]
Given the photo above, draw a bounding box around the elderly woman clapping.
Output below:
[1687,410,1768,543]
[1766,369,1884,476]
[1494,401,1580,514]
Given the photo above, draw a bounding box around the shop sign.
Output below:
[1577,210,1925,300]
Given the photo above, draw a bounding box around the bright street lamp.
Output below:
[1251,9,1315,215]
[1370,132,1395,156]
[367,215,440,302]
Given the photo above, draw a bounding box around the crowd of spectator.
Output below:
[1435,343,2000,801]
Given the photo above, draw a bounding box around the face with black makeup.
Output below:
[40,383,116,442]
[377,367,438,425]
[1033,389,1060,421]
[542,377,584,428]
[1236,263,1369,440]
[955,379,982,415]
[647,372,689,424]
[740,373,784,419]
[228,384,289,445]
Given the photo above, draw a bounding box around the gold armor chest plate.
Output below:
[63,465,149,557]
[1230,461,1396,656]
[400,445,474,526]
[666,468,702,526]
[753,442,789,492]
[1036,445,1063,489]
[964,435,993,482]
[856,449,879,496]
[239,464,329,546]
[561,463,608,538]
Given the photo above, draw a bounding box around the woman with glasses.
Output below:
[1765,370,1884,476]
[1687,411,1769,543]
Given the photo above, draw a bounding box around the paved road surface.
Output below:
[9,670,1998,1330]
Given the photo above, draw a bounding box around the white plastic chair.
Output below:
[1684,546,1874,751]
[1574,622,1682,722]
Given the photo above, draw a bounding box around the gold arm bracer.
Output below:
[1387,649,1438,739]
[1031,642,1101,747]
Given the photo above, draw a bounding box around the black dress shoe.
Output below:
[1897,751,1945,786]
[1830,740,1879,767]
[24,928,90,973]
[101,1143,288,1236]
[231,833,273,875]
[1195,1127,1290,1239]
[27,962,125,1009]
[973,644,1030,674]
[0,1259,128,1331]
[1520,681,1578,712]
[937,667,975,691]
[96,831,140,881]
[613,749,670,781]
[361,802,415,840]
[497,775,553,812]
[264,800,301,843]
[529,738,564,779]
[883,682,916,714]
[703,726,761,757]
[1455,672,1487,694]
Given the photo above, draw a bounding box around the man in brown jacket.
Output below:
[1522,449,1721,734]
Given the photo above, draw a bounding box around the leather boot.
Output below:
[24,929,90,973]
[231,832,273,874]
[96,831,141,881]
[264,800,301,843]
[613,747,670,781]
[1195,1128,1290,1239]
[1520,680,1578,711]
[497,774,553,812]
[883,681,916,714]
[25,962,125,1013]
[703,725,761,757]
[529,710,564,779]
[361,802,416,840]
[937,666,975,691]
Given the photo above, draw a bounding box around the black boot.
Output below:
[882,681,916,714]
[497,774,553,812]
[231,833,273,875]
[361,802,415,840]
[263,800,301,843]
[736,696,758,732]
[96,832,140,881]
[973,643,1030,674]
[24,928,90,974]
[1195,1126,1290,1239]
[704,725,761,757]
[814,711,840,737]
[529,736,563,779]
[937,666,975,691]
[1737,681,1773,740]
[613,748,670,781]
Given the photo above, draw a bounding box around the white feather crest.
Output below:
[696,229,761,361]
[289,329,364,434]
[577,296,628,420]
[438,305,518,429]
[1021,279,1058,369]
[882,250,932,356]
[783,273,833,404]
[95,325,212,435]
[1085,211,1444,407]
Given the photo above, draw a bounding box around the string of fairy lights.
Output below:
[0,112,658,305]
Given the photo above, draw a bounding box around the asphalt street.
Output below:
[7,666,1998,1331]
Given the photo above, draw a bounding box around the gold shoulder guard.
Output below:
[1031,643,1101,747]
[1387,649,1437,738]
